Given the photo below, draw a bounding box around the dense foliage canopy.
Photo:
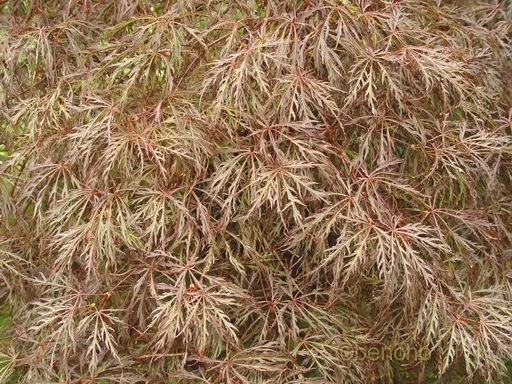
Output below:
[0,0,511,383]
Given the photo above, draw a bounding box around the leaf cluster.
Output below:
[0,0,511,383]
